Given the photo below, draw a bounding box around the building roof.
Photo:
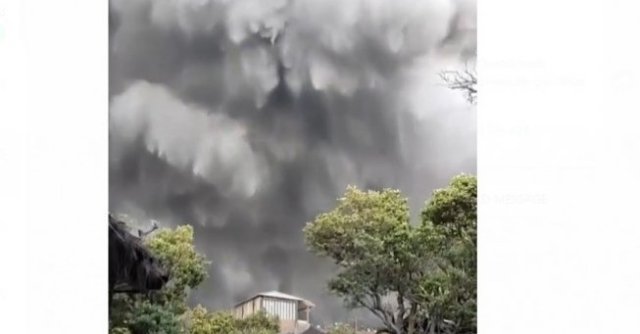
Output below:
[235,290,315,308]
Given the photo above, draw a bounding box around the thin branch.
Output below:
[440,67,477,105]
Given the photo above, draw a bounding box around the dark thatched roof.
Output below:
[108,214,167,293]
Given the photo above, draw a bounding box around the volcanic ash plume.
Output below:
[110,81,265,198]
[109,0,476,325]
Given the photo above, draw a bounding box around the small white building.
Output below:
[234,291,315,334]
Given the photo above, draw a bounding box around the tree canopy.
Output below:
[186,306,279,334]
[417,176,476,334]
[304,174,477,334]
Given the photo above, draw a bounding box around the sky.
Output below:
[108,0,476,326]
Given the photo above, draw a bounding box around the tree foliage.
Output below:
[304,186,418,333]
[234,310,280,334]
[186,306,236,334]
[127,300,184,334]
[145,225,209,313]
[185,306,279,334]
[417,175,476,334]
[304,175,477,334]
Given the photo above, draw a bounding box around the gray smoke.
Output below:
[109,0,476,326]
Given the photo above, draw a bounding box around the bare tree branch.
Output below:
[440,66,477,105]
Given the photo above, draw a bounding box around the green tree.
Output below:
[303,175,477,334]
[186,306,237,334]
[127,300,184,334]
[185,306,279,334]
[146,225,209,313]
[303,186,422,334]
[234,310,280,334]
[417,175,477,334]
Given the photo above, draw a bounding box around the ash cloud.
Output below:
[109,0,476,326]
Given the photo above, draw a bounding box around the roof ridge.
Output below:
[234,290,316,307]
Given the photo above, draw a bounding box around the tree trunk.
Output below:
[427,318,435,334]
[406,302,418,334]
[396,294,406,334]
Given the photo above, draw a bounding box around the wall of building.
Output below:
[235,296,264,319]
[242,299,252,317]
[263,297,297,321]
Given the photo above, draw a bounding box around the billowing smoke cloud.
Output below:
[109,0,476,327]
[110,81,265,198]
